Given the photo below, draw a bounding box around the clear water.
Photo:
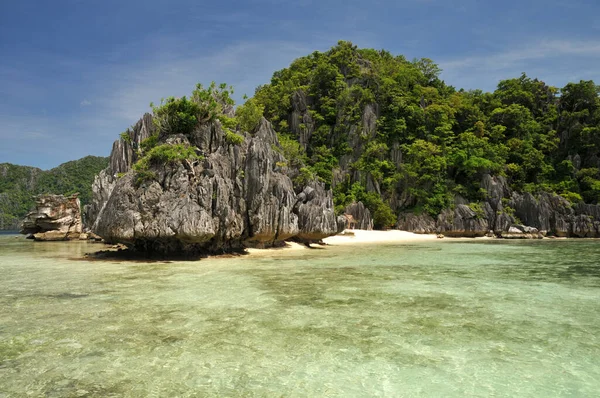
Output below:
[1,235,599,397]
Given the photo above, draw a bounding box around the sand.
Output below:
[246,229,437,256]
[322,229,437,245]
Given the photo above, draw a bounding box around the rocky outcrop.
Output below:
[398,173,600,238]
[21,194,82,240]
[91,117,338,254]
[397,212,436,234]
[436,204,490,237]
[84,114,155,230]
[290,90,315,150]
[500,224,544,239]
[343,202,373,230]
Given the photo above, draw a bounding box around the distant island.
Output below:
[4,41,600,245]
[0,156,108,230]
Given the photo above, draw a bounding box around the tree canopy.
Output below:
[251,41,600,220]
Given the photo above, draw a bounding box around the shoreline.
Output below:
[246,229,439,256]
[5,230,588,262]
[245,229,583,257]
[322,229,438,245]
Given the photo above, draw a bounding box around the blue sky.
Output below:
[1,0,600,169]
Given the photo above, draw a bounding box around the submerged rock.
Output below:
[91,117,338,255]
[20,194,82,240]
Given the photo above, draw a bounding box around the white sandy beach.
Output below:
[323,229,437,245]
[246,229,437,255]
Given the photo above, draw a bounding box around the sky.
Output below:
[1,0,600,169]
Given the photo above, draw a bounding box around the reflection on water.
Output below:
[1,236,599,397]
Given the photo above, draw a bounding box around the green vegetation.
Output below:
[251,41,600,222]
[132,82,252,184]
[0,156,108,229]
[236,97,264,133]
[120,131,132,144]
[133,143,200,185]
[149,82,236,138]
[192,82,235,123]
[224,129,244,145]
[7,43,600,231]
[150,96,201,136]
[140,134,159,153]
[276,135,308,169]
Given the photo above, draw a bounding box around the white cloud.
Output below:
[439,39,600,91]
[442,40,600,71]
[100,39,317,124]
[0,38,325,167]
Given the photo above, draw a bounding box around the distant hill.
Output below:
[0,156,108,230]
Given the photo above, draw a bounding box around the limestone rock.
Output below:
[84,113,156,230]
[398,174,600,238]
[91,117,338,254]
[294,183,338,241]
[508,192,574,237]
[397,212,436,234]
[290,90,315,150]
[571,214,599,238]
[343,202,373,230]
[500,224,544,239]
[336,215,347,234]
[436,205,489,237]
[21,194,82,240]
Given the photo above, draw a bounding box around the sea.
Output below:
[1,232,599,397]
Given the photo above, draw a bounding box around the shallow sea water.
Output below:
[0,234,599,397]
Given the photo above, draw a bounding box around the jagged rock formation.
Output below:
[84,114,155,229]
[253,42,600,236]
[20,194,82,240]
[397,213,436,234]
[500,224,543,239]
[343,202,373,230]
[397,174,600,238]
[90,115,338,254]
[436,205,490,237]
[88,43,600,241]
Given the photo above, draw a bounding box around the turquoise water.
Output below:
[1,235,599,397]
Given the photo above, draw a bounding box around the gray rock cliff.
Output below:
[343,202,373,230]
[397,173,600,238]
[84,114,155,230]
[90,116,338,254]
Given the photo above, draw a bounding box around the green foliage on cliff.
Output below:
[134,81,250,184]
[236,97,264,133]
[150,82,237,139]
[133,143,201,185]
[192,82,235,123]
[252,41,600,221]
[224,129,244,145]
[151,96,201,136]
[0,156,109,229]
[142,143,199,166]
